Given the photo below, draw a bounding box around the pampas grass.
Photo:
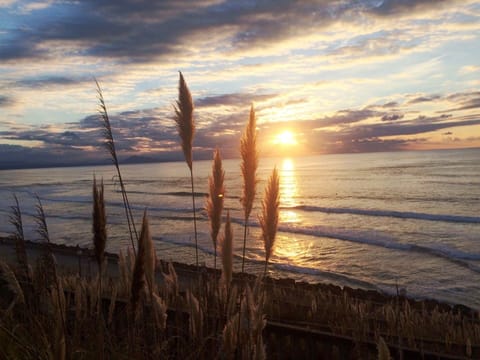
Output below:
[33,195,67,350]
[377,336,392,360]
[205,148,225,269]
[220,211,233,286]
[130,211,148,317]
[0,261,25,313]
[174,71,199,267]
[259,167,280,276]
[95,79,138,256]
[34,195,51,245]
[240,105,258,272]
[9,194,30,284]
[142,210,156,294]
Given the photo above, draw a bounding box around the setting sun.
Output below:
[274,130,297,146]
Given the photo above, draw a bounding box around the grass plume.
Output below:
[240,105,258,272]
[174,71,195,171]
[174,71,199,266]
[205,148,225,269]
[259,167,280,276]
[95,79,138,256]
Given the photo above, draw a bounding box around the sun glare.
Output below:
[274,130,297,146]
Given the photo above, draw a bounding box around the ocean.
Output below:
[0,148,479,309]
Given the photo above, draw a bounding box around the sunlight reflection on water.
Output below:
[279,158,299,224]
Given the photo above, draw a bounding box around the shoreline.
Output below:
[0,236,476,316]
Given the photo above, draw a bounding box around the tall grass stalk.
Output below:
[240,105,258,272]
[130,211,148,318]
[9,194,30,284]
[220,211,233,286]
[92,177,107,275]
[143,210,156,295]
[205,148,225,269]
[33,195,67,349]
[174,71,198,266]
[92,176,107,321]
[95,79,138,256]
[259,167,280,276]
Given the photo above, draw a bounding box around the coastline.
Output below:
[2,235,480,358]
[0,235,475,316]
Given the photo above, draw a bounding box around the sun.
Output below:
[274,130,297,146]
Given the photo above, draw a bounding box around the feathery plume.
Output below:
[95,79,138,255]
[240,105,258,272]
[205,148,225,269]
[162,261,179,299]
[174,71,195,171]
[0,261,25,313]
[377,336,392,360]
[173,71,199,266]
[34,195,51,244]
[259,167,280,276]
[92,176,107,273]
[220,211,233,286]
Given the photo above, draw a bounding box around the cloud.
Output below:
[340,118,480,140]
[381,113,404,121]
[0,0,468,64]
[459,65,480,74]
[16,76,89,89]
[0,95,13,107]
[444,98,480,112]
[0,35,43,61]
[370,0,452,16]
[381,101,399,108]
[408,94,442,104]
[320,109,381,126]
[196,92,277,108]
[0,0,16,8]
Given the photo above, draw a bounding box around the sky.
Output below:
[0,0,479,169]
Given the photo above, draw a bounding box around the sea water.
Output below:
[0,148,479,309]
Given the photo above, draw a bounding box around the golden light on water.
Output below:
[275,234,305,261]
[279,158,299,223]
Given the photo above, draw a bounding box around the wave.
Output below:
[119,190,209,197]
[3,194,479,273]
[273,262,378,290]
[289,205,480,224]
[150,234,379,290]
[275,223,480,274]
[120,190,241,200]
